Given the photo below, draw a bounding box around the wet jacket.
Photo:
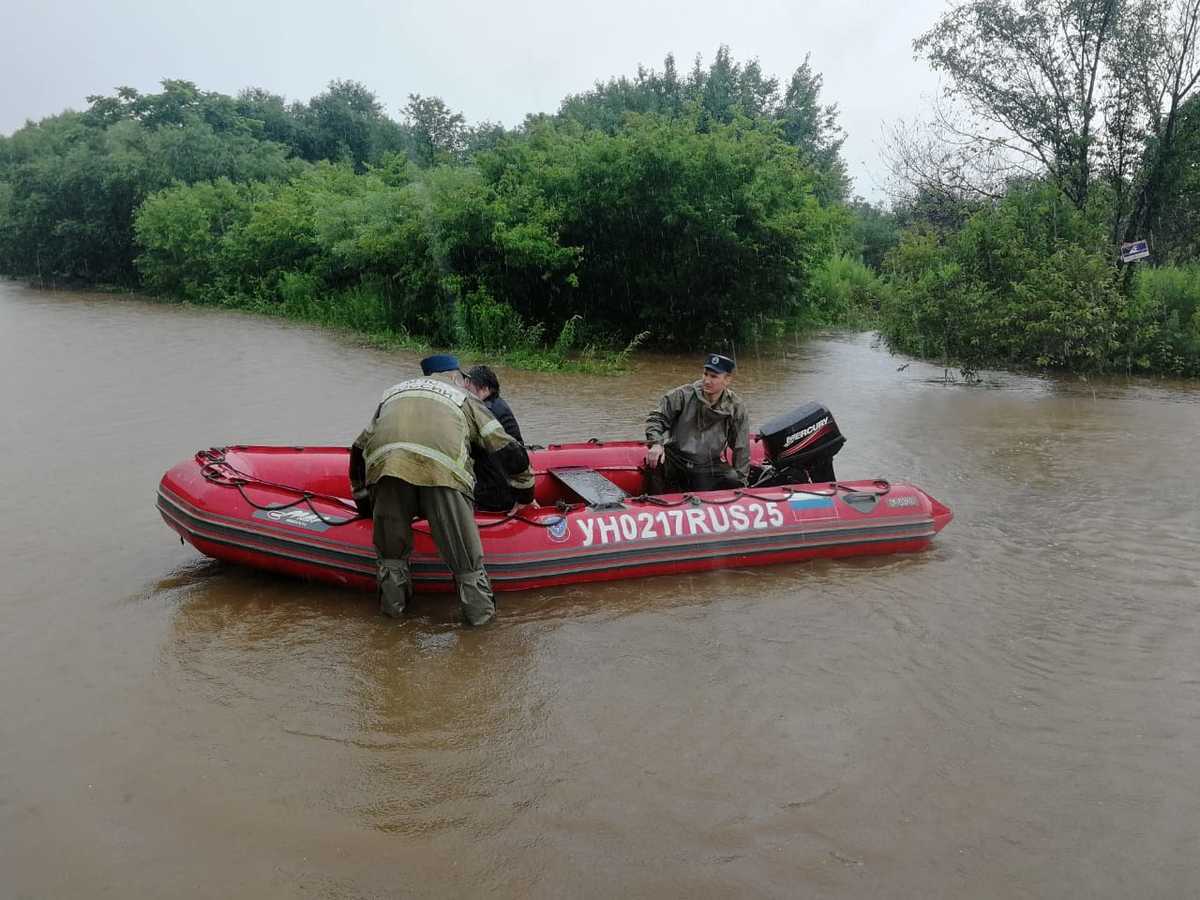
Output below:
[645,381,750,483]
[471,395,529,512]
[350,377,535,510]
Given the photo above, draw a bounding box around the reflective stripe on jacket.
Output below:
[351,377,534,498]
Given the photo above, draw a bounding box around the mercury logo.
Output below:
[783,417,830,448]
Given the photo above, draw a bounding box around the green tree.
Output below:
[298,80,410,169]
[556,47,850,203]
[909,0,1200,242]
[915,0,1120,208]
[777,56,849,202]
[1117,0,1200,247]
[0,83,297,283]
[470,114,843,344]
[1149,94,1200,261]
[133,177,257,299]
[877,179,1200,374]
[848,199,902,269]
[403,94,467,165]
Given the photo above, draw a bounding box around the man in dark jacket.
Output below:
[645,353,750,492]
[463,365,532,513]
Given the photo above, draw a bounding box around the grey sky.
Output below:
[1,0,949,200]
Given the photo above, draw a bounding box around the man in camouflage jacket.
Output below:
[350,355,535,625]
[645,353,750,493]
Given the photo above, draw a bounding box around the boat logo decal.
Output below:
[887,496,919,509]
[252,508,348,532]
[547,515,571,543]
[577,501,785,548]
[788,496,838,521]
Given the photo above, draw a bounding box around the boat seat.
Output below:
[549,467,628,510]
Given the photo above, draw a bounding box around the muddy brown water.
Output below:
[2,280,1199,898]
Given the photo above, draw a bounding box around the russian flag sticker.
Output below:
[788,495,838,522]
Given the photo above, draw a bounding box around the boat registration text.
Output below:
[577,502,786,547]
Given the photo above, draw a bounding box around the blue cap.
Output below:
[703,353,736,374]
[420,354,461,376]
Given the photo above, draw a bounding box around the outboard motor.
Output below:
[757,401,845,485]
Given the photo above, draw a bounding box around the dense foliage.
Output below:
[2,32,1198,376]
[878,182,1200,375]
[129,116,843,348]
[0,52,867,360]
[554,48,850,204]
[873,0,1200,377]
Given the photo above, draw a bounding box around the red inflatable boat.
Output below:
[157,404,952,593]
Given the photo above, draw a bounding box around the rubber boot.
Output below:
[456,569,496,626]
[378,558,412,618]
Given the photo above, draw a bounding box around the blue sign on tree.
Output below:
[1120,240,1150,263]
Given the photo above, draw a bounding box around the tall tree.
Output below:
[902,0,1200,248]
[299,80,406,169]
[778,56,849,202]
[1143,92,1200,259]
[554,48,849,201]
[914,0,1120,209]
[1116,0,1200,244]
[403,94,466,165]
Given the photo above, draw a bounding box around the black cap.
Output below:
[465,364,500,397]
[420,354,461,376]
[703,353,735,374]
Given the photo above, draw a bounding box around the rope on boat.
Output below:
[198,448,367,527]
[195,447,577,530]
[194,447,892,532]
[625,480,891,508]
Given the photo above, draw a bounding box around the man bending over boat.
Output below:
[645,353,750,493]
[349,354,536,626]
[462,364,531,514]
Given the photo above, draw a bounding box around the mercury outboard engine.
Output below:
[757,401,845,485]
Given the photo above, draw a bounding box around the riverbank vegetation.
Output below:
[0,51,862,369]
[876,0,1200,377]
[2,13,1199,377]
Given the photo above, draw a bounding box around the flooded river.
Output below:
[2,280,1199,898]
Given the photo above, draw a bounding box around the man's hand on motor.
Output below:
[646,444,665,467]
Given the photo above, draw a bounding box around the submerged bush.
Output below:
[1124,263,1200,375]
[808,253,891,327]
